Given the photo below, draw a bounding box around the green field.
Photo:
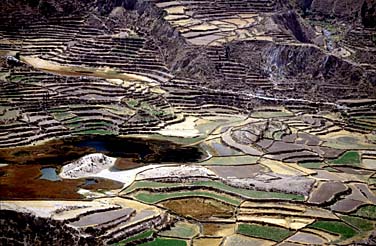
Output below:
[139,237,187,246]
[353,205,376,219]
[237,223,293,242]
[340,215,374,231]
[75,129,114,135]
[133,190,242,205]
[330,151,360,166]
[309,220,357,240]
[159,222,199,239]
[114,230,154,245]
[299,162,323,169]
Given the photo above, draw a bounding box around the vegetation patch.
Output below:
[340,215,374,231]
[159,221,199,239]
[75,129,114,135]
[121,181,178,194]
[123,180,304,202]
[53,113,74,121]
[65,116,84,123]
[194,181,305,201]
[9,75,23,82]
[140,102,169,117]
[114,230,154,245]
[139,237,187,246]
[125,99,139,108]
[309,220,357,240]
[133,190,242,206]
[251,111,293,118]
[299,162,323,169]
[353,205,376,220]
[160,197,234,220]
[330,151,360,166]
[237,223,293,242]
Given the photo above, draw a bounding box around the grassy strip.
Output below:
[65,117,83,123]
[75,129,114,135]
[123,180,304,201]
[159,222,199,239]
[133,190,242,206]
[122,181,177,194]
[309,220,357,240]
[126,99,139,108]
[237,223,293,242]
[113,230,154,246]
[194,180,305,201]
[299,162,323,169]
[139,237,187,246]
[251,111,293,118]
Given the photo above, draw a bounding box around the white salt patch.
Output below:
[136,165,217,180]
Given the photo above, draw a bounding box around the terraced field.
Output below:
[1,0,375,245]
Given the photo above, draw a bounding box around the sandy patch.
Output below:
[21,56,157,83]
[158,116,200,137]
[94,164,165,188]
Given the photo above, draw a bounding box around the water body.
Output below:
[84,178,97,186]
[73,136,205,163]
[40,167,62,181]
[1,136,205,165]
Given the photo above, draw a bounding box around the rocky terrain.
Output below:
[0,0,375,245]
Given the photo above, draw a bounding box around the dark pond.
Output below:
[72,136,205,163]
[0,136,205,165]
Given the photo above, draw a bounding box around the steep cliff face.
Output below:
[227,41,374,100]
[272,10,316,43]
[114,1,190,69]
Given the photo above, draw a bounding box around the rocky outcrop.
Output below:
[0,210,100,245]
[114,1,190,70]
[60,153,116,179]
